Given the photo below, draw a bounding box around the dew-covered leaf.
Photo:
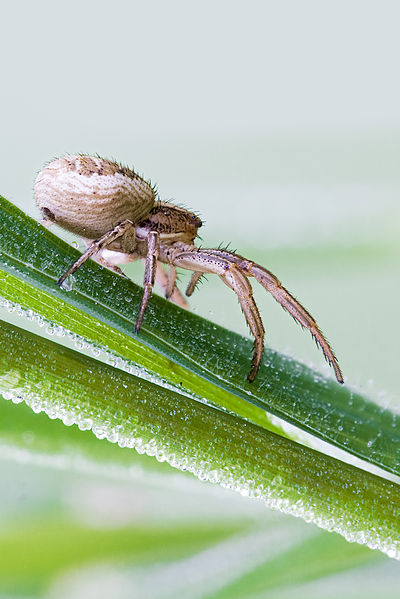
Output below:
[0,196,399,476]
[0,318,400,560]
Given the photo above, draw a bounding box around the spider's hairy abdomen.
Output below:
[34,155,155,239]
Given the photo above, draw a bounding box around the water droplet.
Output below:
[60,275,74,292]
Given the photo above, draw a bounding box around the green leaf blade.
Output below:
[1,318,400,560]
[0,196,399,476]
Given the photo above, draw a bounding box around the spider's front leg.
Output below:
[198,249,343,384]
[169,248,266,382]
[221,265,265,382]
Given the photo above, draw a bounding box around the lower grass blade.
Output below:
[0,318,399,559]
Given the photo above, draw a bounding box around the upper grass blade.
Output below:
[0,196,399,476]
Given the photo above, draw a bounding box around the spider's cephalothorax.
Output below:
[35,154,343,384]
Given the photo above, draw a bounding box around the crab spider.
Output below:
[35,154,343,384]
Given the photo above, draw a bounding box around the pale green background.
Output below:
[1,0,399,396]
[1,1,400,596]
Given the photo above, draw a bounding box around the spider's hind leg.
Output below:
[84,245,132,278]
[57,219,135,287]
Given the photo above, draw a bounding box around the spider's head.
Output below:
[182,210,202,242]
[143,202,202,243]
[190,212,203,230]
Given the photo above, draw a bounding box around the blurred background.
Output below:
[0,1,399,596]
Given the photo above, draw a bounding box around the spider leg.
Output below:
[96,255,128,278]
[186,272,203,297]
[198,249,343,384]
[57,219,135,287]
[170,250,265,382]
[40,218,53,228]
[134,231,159,333]
[80,243,131,278]
[166,264,178,299]
[152,262,188,308]
[221,265,265,382]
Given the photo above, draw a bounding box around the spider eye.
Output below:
[193,215,202,228]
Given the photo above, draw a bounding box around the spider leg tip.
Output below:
[336,372,345,384]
